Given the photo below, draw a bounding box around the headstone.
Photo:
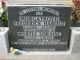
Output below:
[8,4,71,51]
[0,27,9,54]
[70,27,80,54]
[8,0,69,4]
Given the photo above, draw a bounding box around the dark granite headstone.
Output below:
[8,5,71,51]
